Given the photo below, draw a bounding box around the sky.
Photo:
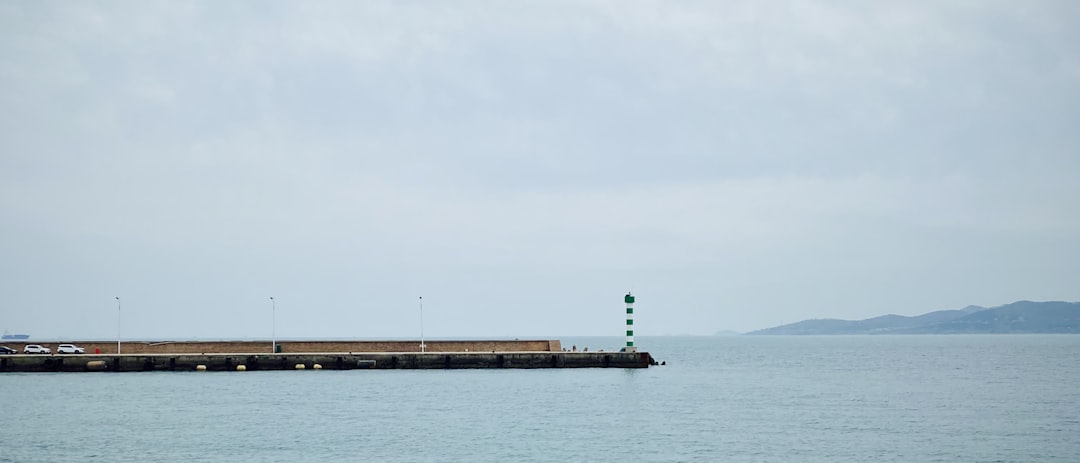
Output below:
[1,1,1078,340]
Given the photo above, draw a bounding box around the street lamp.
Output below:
[419,296,425,352]
[115,296,120,354]
[270,297,276,353]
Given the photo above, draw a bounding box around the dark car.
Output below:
[0,346,16,354]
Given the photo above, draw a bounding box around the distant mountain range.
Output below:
[747,301,1080,335]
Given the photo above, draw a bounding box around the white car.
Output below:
[56,344,85,354]
[23,344,51,354]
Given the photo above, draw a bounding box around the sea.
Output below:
[1,335,1078,462]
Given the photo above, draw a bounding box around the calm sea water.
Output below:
[2,335,1078,462]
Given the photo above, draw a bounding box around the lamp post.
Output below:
[115,296,121,354]
[270,297,276,353]
[419,296,425,352]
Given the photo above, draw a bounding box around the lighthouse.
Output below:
[624,292,636,353]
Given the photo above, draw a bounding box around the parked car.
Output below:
[23,344,50,354]
[0,346,16,354]
[56,344,85,354]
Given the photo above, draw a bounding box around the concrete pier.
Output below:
[0,351,655,372]
[0,339,562,355]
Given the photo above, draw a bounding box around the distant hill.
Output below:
[747,301,1080,335]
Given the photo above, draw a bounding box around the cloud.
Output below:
[1,1,1078,337]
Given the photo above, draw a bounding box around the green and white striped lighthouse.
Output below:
[624,292,637,353]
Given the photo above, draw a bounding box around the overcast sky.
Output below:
[1,1,1078,340]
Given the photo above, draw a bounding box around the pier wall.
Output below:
[0,351,654,372]
[0,340,561,355]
